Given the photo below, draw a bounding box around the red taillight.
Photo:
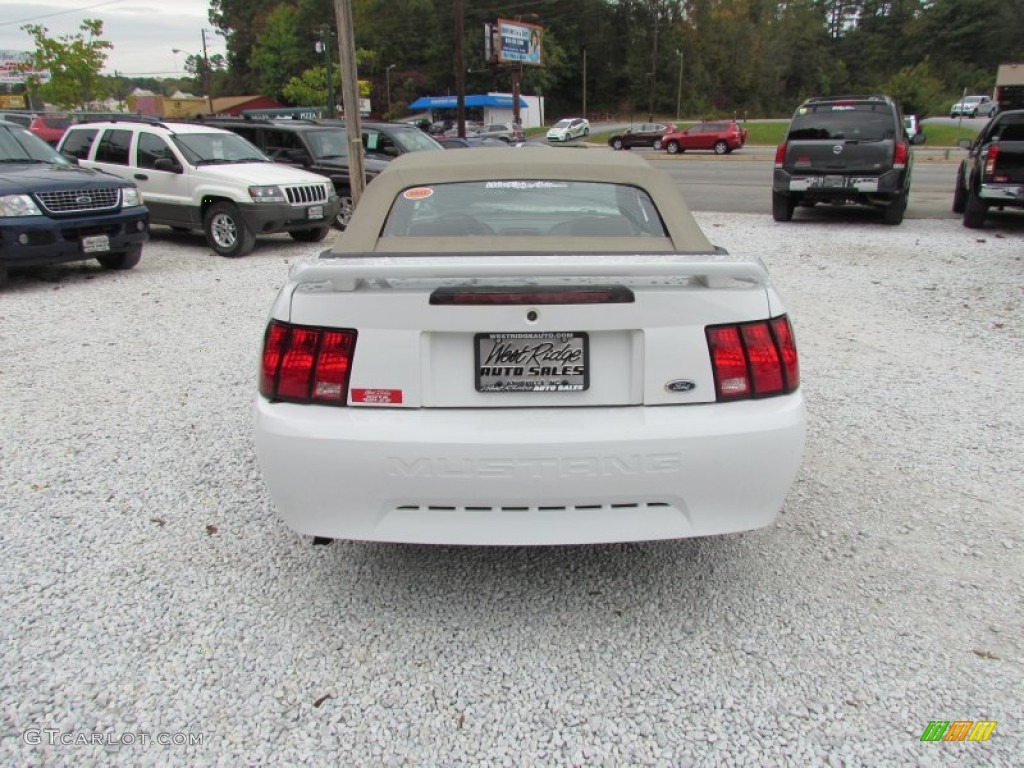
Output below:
[983,145,999,178]
[259,320,356,405]
[893,142,909,169]
[774,143,787,167]
[706,315,800,401]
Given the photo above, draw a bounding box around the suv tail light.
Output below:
[260,320,356,405]
[774,143,787,168]
[893,141,909,170]
[706,315,799,401]
[983,145,999,179]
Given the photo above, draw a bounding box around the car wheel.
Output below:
[963,187,987,229]
[583,127,589,137]
[665,140,681,154]
[713,140,728,155]
[970,109,978,118]
[952,167,967,213]
[335,194,354,230]
[652,139,662,150]
[203,201,255,258]
[772,192,794,222]
[96,245,142,270]
[882,193,906,226]
[611,138,624,150]
[289,224,332,243]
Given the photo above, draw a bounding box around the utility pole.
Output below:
[319,25,336,119]
[582,48,587,121]
[675,49,683,121]
[334,0,365,204]
[455,0,465,137]
[201,28,213,115]
[647,1,659,122]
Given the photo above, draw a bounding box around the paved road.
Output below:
[644,154,962,220]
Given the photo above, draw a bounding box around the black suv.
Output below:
[0,119,148,287]
[772,95,912,225]
[198,118,388,230]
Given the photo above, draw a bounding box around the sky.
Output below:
[0,0,224,77]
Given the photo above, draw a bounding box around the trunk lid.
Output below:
[280,253,775,408]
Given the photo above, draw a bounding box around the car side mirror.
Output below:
[283,148,310,164]
[956,138,972,150]
[154,157,181,173]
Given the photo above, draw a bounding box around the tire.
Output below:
[665,140,681,155]
[583,127,589,137]
[96,245,142,270]
[963,188,987,229]
[772,192,794,222]
[289,224,332,243]
[970,109,978,118]
[203,201,255,257]
[335,194,354,230]
[882,193,906,226]
[611,138,624,150]
[952,167,967,214]
[652,139,662,151]
[713,140,728,155]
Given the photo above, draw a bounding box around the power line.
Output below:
[0,0,129,27]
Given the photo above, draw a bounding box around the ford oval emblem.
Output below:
[832,144,843,155]
[76,194,92,205]
[665,379,696,393]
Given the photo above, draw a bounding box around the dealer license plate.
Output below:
[823,175,845,187]
[475,332,588,393]
[307,205,324,220]
[81,235,110,253]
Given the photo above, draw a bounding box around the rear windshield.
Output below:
[42,117,71,129]
[788,103,897,142]
[381,180,667,238]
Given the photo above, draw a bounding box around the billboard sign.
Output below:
[0,50,49,84]
[497,19,542,66]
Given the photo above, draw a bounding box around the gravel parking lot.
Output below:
[1,218,1021,767]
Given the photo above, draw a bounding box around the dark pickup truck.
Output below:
[0,119,148,286]
[953,109,1024,228]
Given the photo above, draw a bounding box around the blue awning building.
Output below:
[407,93,541,128]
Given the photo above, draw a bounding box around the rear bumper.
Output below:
[979,183,1024,206]
[0,207,149,268]
[774,168,906,203]
[254,395,806,545]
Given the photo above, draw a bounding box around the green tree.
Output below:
[281,66,341,106]
[20,19,112,109]
[249,5,317,101]
[880,61,946,117]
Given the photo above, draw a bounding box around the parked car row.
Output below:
[607,121,748,154]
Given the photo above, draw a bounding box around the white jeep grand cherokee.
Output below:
[58,120,340,257]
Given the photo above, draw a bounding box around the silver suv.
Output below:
[58,119,340,257]
[950,95,998,118]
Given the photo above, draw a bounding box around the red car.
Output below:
[662,121,747,155]
[29,114,71,147]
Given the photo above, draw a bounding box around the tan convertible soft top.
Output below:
[328,146,715,254]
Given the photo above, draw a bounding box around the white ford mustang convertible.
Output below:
[254,148,805,545]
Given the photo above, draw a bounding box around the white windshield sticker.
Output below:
[484,181,568,190]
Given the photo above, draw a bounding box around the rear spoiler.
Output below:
[289,251,770,291]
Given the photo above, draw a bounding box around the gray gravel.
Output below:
[1,218,1022,767]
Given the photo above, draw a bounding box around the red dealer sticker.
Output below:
[402,187,433,200]
[352,388,403,404]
